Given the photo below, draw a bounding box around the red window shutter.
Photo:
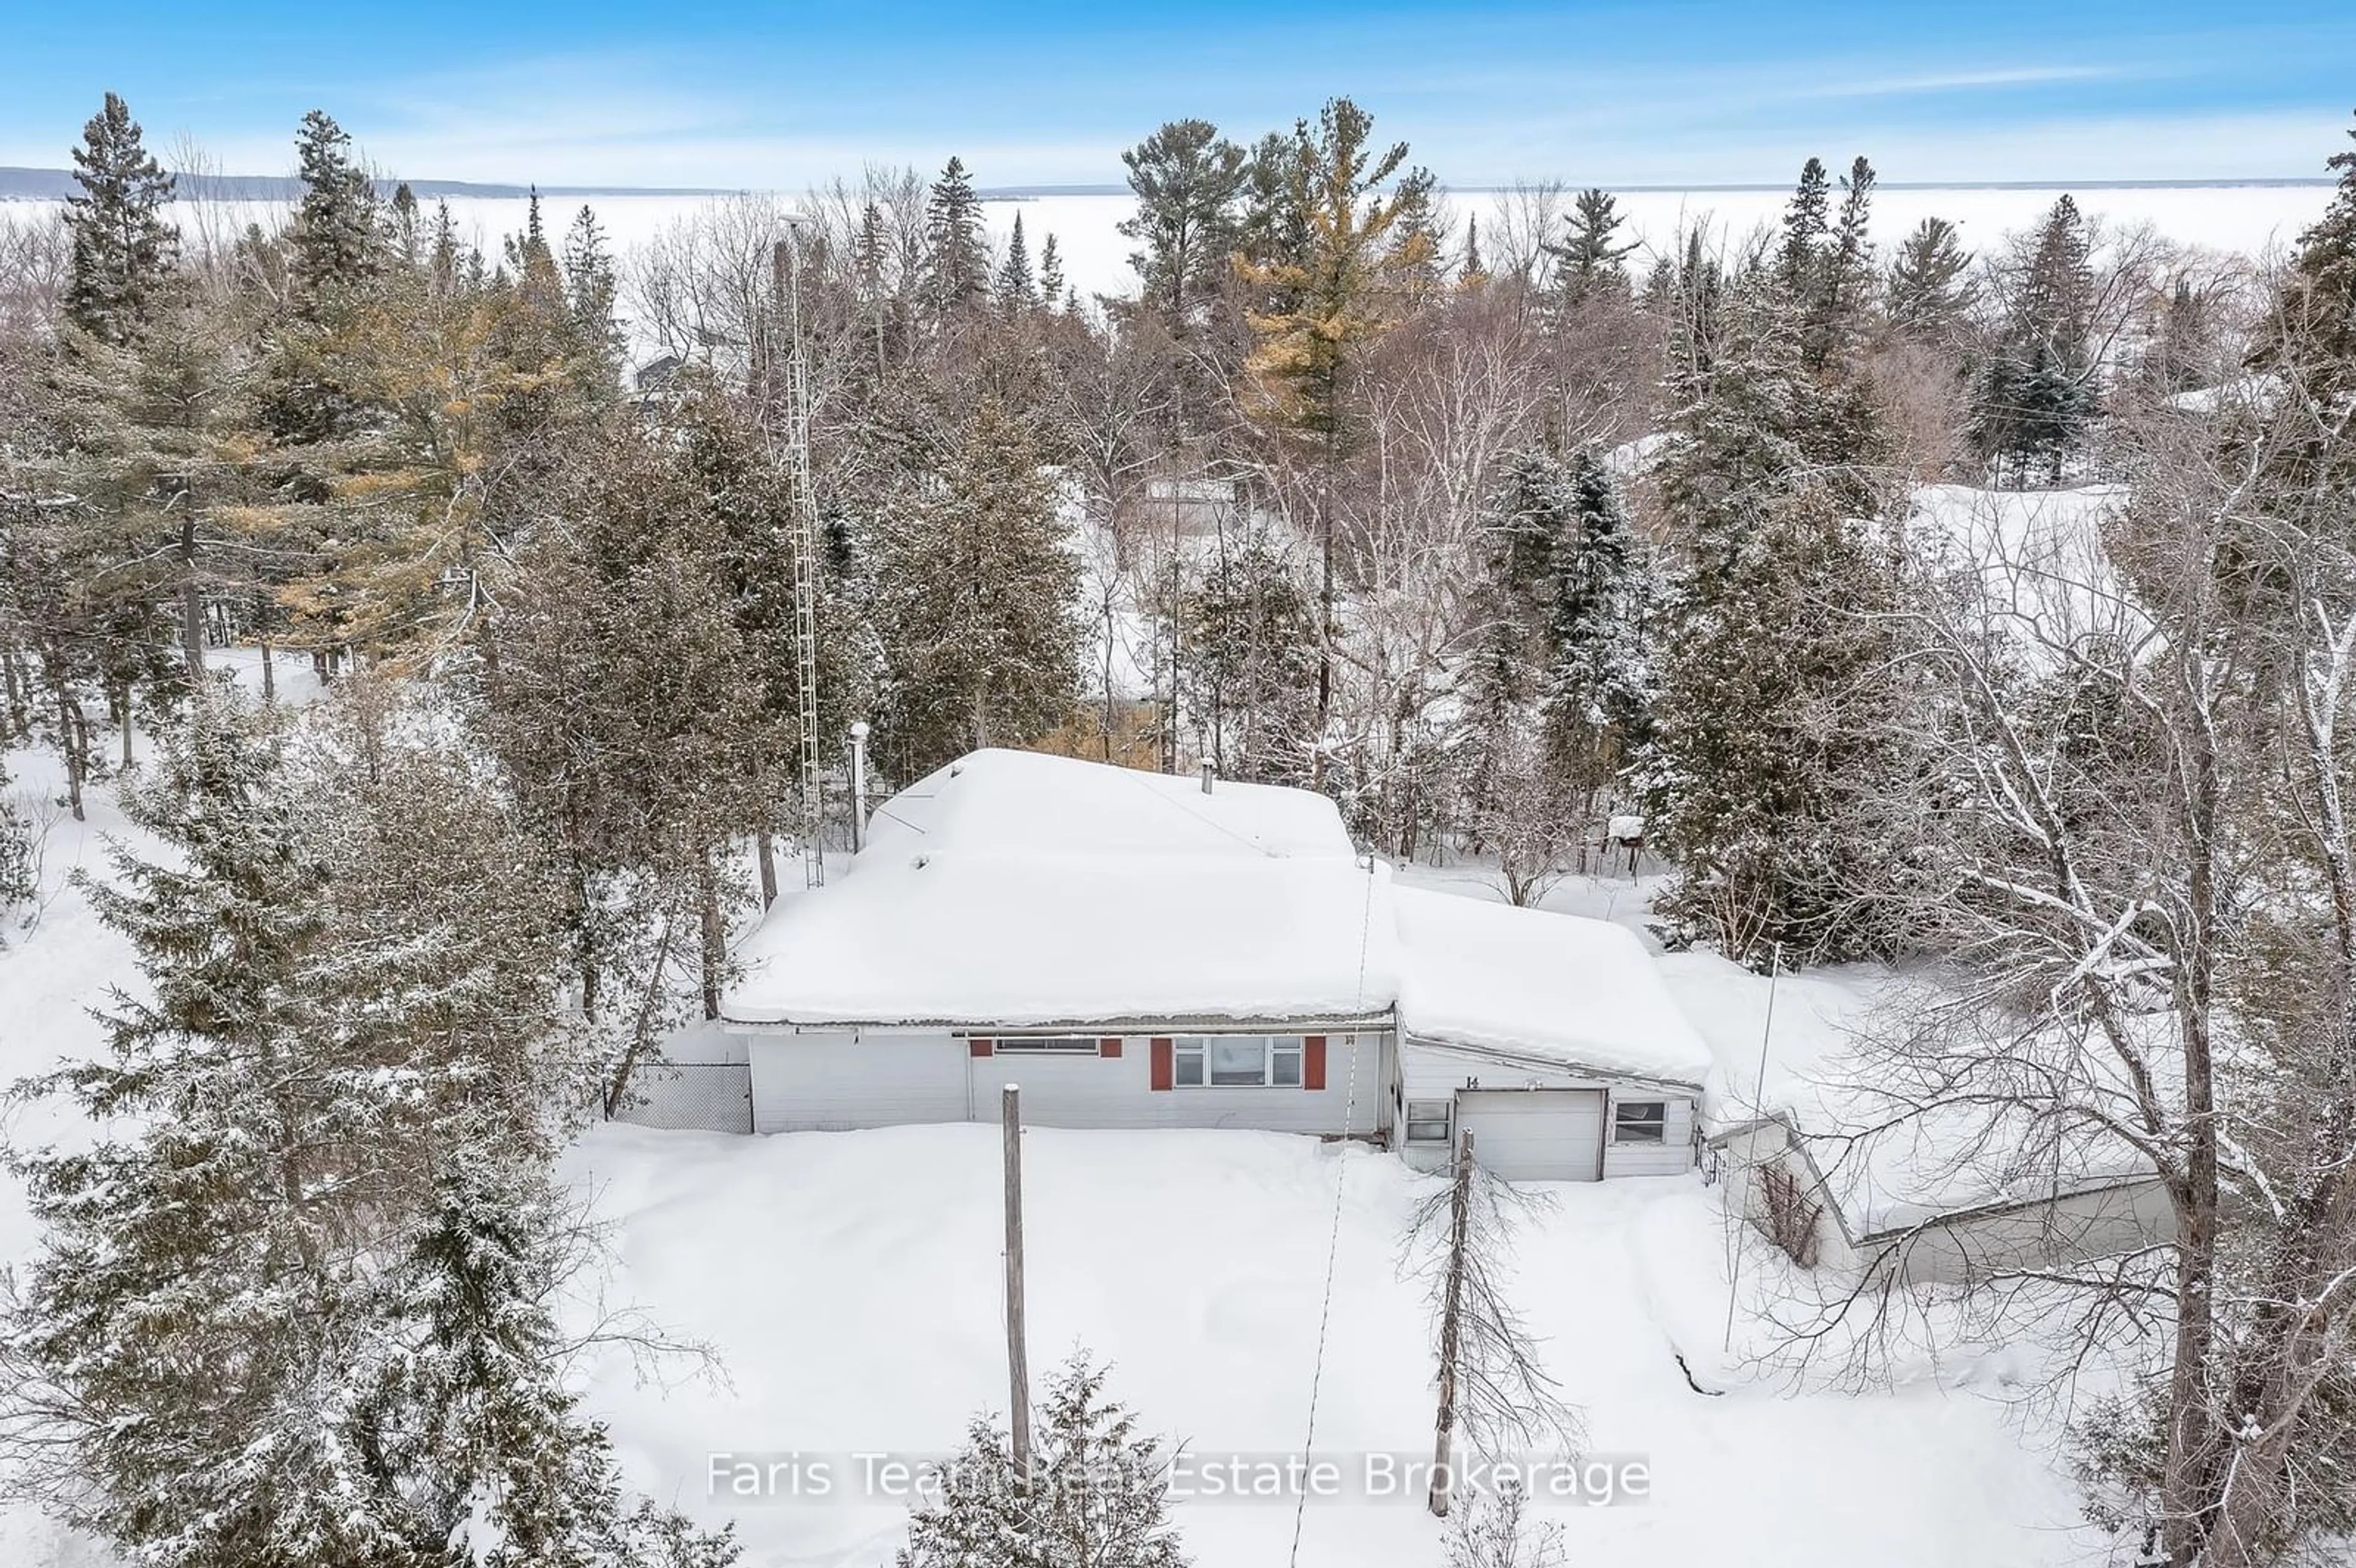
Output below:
[1149,1037,1174,1091]
[969,1038,993,1058]
[1303,1036,1328,1091]
[1099,1037,1123,1058]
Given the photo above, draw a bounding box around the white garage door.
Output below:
[1455,1090,1606,1182]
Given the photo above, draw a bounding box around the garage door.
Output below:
[1455,1090,1606,1182]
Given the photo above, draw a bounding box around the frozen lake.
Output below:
[4,182,2332,363]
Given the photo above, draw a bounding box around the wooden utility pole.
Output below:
[1429,1130,1474,1518]
[1002,1085,1033,1480]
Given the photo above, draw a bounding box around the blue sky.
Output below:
[3,1,2352,188]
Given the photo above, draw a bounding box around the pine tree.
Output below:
[1973,194,2098,481]
[1541,450,1652,779]
[1885,216,1977,346]
[1234,129,1311,301]
[1234,98,1430,752]
[869,396,1080,771]
[287,109,380,298]
[1645,274,1913,965]
[1460,212,1487,286]
[1546,187,1636,315]
[1177,534,1320,784]
[2264,109,2356,396]
[61,92,179,346]
[1778,156,1831,291]
[996,210,1037,313]
[2,680,734,1566]
[924,155,989,322]
[1037,231,1066,310]
[896,1354,1187,1568]
[562,202,625,383]
[1117,118,1248,325]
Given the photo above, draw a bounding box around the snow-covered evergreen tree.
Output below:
[896,1355,1187,1568]
[1117,118,1247,325]
[996,211,1037,314]
[288,108,381,299]
[1644,263,1915,966]
[1,680,729,1567]
[1885,216,1977,348]
[1177,533,1320,785]
[1973,194,2098,482]
[869,395,1081,772]
[924,156,989,323]
[61,91,179,346]
[1545,188,1636,317]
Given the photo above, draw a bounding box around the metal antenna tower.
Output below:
[775,229,825,888]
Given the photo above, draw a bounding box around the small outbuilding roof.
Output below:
[1392,886,1713,1086]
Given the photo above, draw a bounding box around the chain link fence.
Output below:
[598,1062,755,1134]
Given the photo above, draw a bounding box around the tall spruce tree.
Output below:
[1118,118,1249,325]
[923,155,988,322]
[1973,194,2098,482]
[287,109,380,298]
[1645,265,1912,965]
[869,396,1081,771]
[1,681,734,1566]
[61,92,179,346]
[996,210,1037,313]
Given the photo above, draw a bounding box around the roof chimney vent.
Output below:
[1199,758,1216,795]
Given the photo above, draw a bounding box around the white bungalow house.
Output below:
[713,748,1712,1182]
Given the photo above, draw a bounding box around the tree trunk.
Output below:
[179,510,206,679]
[699,854,725,1021]
[756,828,779,910]
[50,677,86,821]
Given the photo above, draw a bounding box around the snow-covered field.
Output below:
[564,1121,2098,1568]
[1,182,2336,317]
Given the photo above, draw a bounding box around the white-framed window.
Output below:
[1405,1100,1453,1143]
[1172,1035,1303,1088]
[993,1036,1103,1055]
[1613,1100,1668,1145]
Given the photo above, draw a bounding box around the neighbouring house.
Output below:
[707,748,1712,1182]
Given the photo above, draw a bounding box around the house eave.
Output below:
[1402,1032,1706,1095]
[720,1008,1399,1036]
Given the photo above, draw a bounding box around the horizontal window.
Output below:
[1172,1036,1303,1088]
[1613,1101,1668,1145]
[1405,1100,1452,1143]
[992,1036,1103,1055]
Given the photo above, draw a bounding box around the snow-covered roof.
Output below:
[1670,951,2162,1235]
[723,750,1402,1028]
[725,752,1705,1085]
[1393,887,1712,1086]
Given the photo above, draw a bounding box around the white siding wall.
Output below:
[748,1031,969,1132]
[1867,1179,2174,1287]
[744,1029,1388,1138]
[1713,1120,2171,1286]
[1399,1039,1697,1178]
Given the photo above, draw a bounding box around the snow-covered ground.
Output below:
[566,1122,2099,1568]
[0,644,2119,1568]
